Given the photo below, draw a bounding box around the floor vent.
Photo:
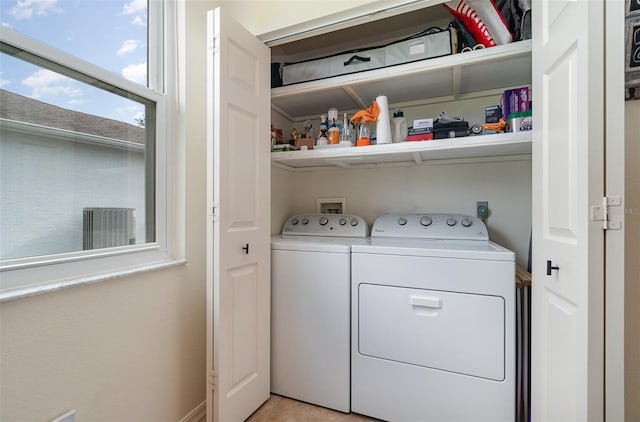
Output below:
[83,207,136,250]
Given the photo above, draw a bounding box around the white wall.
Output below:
[0,269,204,420]
[222,0,376,37]
[285,159,532,267]
[625,99,640,421]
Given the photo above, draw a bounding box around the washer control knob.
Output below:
[301,217,309,225]
[319,216,329,226]
[461,218,473,227]
[398,217,407,226]
[339,218,347,226]
[446,217,457,226]
[291,217,299,225]
[350,218,359,227]
[419,216,433,227]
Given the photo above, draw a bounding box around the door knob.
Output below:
[242,243,249,254]
[546,260,559,276]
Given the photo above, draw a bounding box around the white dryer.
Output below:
[351,213,515,422]
[271,213,368,412]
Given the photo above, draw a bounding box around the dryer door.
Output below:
[358,283,505,381]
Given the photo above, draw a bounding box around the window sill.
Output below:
[0,259,187,303]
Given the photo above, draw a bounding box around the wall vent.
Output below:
[83,207,135,250]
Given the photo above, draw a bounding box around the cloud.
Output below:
[22,68,66,89]
[115,103,145,125]
[9,0,61,20]
[22,69,82,100]
[130,14,145,26]
[117,40,141,57]
[123,0,145,15]
[121,61,147,85]
[122,0,146,26]
[0,72,9,88]
[116,103,142,115]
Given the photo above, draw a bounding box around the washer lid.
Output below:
[272,235,367,253]
[351,237,515,261]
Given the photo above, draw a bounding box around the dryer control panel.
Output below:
[282,214,369,237]
[371,213,488,240]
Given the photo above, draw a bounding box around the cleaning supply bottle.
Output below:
[392,109,408,143]
[340,112,354,146]
[356,118,370,146]
[328,117,340,145]
[317,114,328,146]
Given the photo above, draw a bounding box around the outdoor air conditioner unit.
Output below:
[83,207,136,250]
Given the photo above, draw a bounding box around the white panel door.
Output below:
[531,0,604,421]
[206,7,271,422]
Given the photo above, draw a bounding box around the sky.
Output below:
[0,0,148,125]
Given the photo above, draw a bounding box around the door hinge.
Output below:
[591,196,622,230]
[208,202,219,222]
[208,371,218,389]
[208,34,219,53]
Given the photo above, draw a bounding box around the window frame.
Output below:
[0,0,179,299]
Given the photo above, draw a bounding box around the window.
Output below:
[0,0,177,296]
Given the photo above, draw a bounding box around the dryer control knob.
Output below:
[350,218,359,226]
[398,217,407,226]
[446,217,457,226]
[302,217,309,225]
[319,216,329,226]
[339,218,347,226]
[461,217,473,227]
[291,217,299,225]
[419,216,433,226]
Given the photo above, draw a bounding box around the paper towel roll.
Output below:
[375,95,392,144]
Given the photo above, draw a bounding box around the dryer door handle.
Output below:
[409,295,442,309]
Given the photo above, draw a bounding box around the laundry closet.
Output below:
[266,5,531,421]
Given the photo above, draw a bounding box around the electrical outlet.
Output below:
[477,201,489,219]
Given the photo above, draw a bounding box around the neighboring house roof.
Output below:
[0,89,145,144]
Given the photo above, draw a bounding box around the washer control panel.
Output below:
[371,213,488,240]
[282,214,369,237]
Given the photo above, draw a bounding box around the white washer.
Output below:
[351,213,515,422]
[271,213,368,412]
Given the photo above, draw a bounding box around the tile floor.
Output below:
[246,394,381,422]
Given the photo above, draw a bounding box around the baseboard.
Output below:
[180,401,206,422]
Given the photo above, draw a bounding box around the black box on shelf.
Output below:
[485,105,502,123]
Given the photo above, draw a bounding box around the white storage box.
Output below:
[281,27,457,86]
